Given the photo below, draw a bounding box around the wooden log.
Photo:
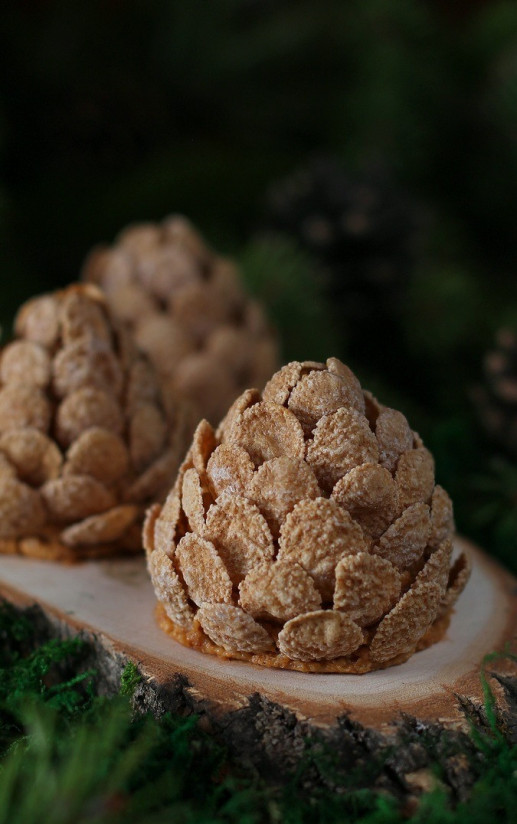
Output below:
[1,536,516,802]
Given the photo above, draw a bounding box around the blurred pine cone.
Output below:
[474,328,517,456]
[263,157,421,331]
[83,216,279,425]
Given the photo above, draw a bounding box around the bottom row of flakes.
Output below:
[148,538,471,670]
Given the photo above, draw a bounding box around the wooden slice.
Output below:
[0,537,515,731]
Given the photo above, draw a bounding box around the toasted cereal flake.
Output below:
[369,578,442,663]
[288,370,365,435]
[135,315,194,376]
[395,448,435,509]
[211,258,246,309]
[416,539,453,593]
[52,338,123,399]
[59,288,111,345]
[62,505,140,546]
[278,497,369,600]
[440,551,471,614]
[204,492,274,581]
[153,490,181,557]
[118,222,161,253]
[139,245,200,300]
[148,549,194,629]
[206,326,254,377]
[375,408,413,473]
[332,463,400,539]
[83,247,134,292]
[278,610,363,661]
[374,502,431,570]
[429,485,454,550]
[246,457,320,537]
[64,427,129,484]
[126,358,159,410]
[0,453,16,479]
[197,603,274,653]
[182,467,206,534]
[42,475,116,523]
[334,553,401,626]
[206,443,254,498]
[129,403,167,473]
[174,352,238,424]
[326,358,365,409]
[171,283,230,343]
[143,503,161,555]
[0,385,51,434]
[363,390,383,428]
[1,341,51,388]
[162,214,211,260]
[176,533,233,606]
[306,407,379,491]
[0,477,46,538]
[217,387,261,440]
[0,428,62,486]
[262,361,304,405]
[229,401,305,466]
[107,284,157,325]
[56,387,123,447]
[125,449,179,503]
[14,295,59,349]
[239,560,321,622]
[191,419,217,475]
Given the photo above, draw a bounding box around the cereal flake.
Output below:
[176,533,232,606]
[332,462,400,538]
[197,603,274,653]
[64,427,129,484]
[375,408,413,473]
[239,560,321,621]
[307,407,379,491]
[246,456,320,537]
[334,552,401,626]
[278,496,370,600]
[148,549,194,629]
[206,443,255,498]
[1,341,51,388]
[374,502,431,570]
[230,401,305,466]
[204,492,274,582]
[395,448,435,509]
[62,505,140,546]
[278,610,364,661]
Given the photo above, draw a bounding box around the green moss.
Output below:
[1,601,517,823]
[119,662,142,698]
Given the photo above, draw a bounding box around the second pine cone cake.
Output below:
[145,358,471,673]
[0,284,192,561]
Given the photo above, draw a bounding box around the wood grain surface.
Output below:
[1,536,516,730]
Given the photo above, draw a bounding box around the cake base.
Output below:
[2,536,517,800]
[0,536,515,729]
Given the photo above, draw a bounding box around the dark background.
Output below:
[2,0,517,570]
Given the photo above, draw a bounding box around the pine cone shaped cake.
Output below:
[145,358,471,673]
[0,284,192,561]
[82,215,279,425]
